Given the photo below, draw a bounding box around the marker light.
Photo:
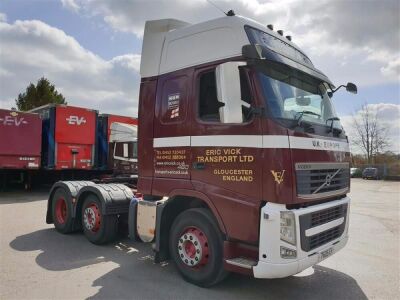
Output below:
[277,30,283,36]
[267,24,274,30]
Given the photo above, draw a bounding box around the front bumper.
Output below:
[253,196,350,278]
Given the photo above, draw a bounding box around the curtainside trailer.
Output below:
[0,109,42,169]
[0,109,42,189]
[46,14,358,287]
[31,104,97,170]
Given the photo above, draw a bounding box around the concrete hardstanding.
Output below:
[0,179,398,299]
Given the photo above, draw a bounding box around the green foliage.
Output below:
[15,77,66,111]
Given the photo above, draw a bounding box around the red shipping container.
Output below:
[0,109,42,169]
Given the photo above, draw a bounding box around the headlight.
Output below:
[280,211,296,245]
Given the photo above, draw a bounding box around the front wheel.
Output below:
[169,208,228,287]
[81,194,118,244]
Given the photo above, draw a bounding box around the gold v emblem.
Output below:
[271,170,285,184]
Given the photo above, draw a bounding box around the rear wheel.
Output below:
[81,194,118,244]
[52,188,74,233]
[169,208,228,287]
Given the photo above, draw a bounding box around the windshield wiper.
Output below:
[295,110,321,127]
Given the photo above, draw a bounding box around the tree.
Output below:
[15,77,66,111]
[351,103,390,163]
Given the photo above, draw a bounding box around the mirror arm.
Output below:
[331,84,346,94]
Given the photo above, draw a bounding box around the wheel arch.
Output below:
[154,189,226,263]
[76,183,133,221]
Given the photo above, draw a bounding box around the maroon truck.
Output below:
[0,109,41,188]
[45,14,357,287]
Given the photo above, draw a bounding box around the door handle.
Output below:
[193,162,205,170]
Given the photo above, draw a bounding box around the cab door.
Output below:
[190,62,263,243]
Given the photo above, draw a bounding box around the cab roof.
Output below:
[140,15,305,78]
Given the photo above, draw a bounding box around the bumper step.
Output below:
[225,257,257,269]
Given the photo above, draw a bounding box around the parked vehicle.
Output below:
[362,167,379,180]
[46,14,357,287]
[0,109,42,170]
[108,122,138,176]
[30,104,97,170]
[350,167,361,177]
[0,109,42,189]
[96,114,138,170]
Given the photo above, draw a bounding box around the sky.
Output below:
[0,0,399,152]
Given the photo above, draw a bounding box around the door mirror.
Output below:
[346,82,357,94]
[215,62,246,123]
[329,82,358,97]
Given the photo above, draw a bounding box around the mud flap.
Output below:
[136,200,158,242]
[132,198,168,243]
[128,198,138,240]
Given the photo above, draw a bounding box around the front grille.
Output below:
[299,203,347,251]
[311,205,345,227]
[309,227,341,250]
[296,163,349,198]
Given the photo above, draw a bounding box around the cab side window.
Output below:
[240,68,252,122]
[198,68,252,123]
[198,71,220,122]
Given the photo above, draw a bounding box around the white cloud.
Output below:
[61,0,80,13]
[341,103,400,154]
[0,19,140,116]
[71,0,400,86]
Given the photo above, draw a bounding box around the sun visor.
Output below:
[242,44,335,89]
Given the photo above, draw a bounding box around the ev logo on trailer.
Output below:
[0,113,28,127]
[66,116,86,125]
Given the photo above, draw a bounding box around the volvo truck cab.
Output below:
[47,14,357,287]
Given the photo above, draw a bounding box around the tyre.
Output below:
[81,194,118,245]
[52,188,74,234]
[169,208,228,287]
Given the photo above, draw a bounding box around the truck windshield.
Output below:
[256,65,342,131]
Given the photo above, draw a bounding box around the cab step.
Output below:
[225,257,257,269]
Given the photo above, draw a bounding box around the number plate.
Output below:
[319,247,334,260]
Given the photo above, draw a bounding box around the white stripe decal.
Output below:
[153,135,349,152]
[192,135,262,148]
[153,136,190,148]
[262,135,290,148]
